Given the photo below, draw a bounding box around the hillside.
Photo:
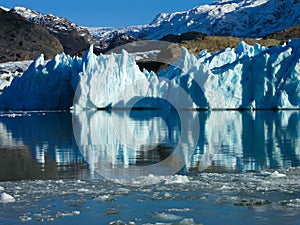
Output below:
[11,7,100,56]
[0,8,63,63]
[263,24,300,41]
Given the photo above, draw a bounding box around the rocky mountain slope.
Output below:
[11,6,100,56]
[0,8,63,63]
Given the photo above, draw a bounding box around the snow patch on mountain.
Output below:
[11,6,87,36]
[88,0,300,44]
[0,6,9,11]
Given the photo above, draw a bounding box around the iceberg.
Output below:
[0,40,299,110]
[270,170,287,178]
[0,193,15,203]
[0,54,78,110]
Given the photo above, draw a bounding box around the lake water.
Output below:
[0,110,300,224]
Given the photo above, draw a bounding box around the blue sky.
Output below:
[0,0,216,27]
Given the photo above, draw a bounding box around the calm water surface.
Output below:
[0,110,300,224]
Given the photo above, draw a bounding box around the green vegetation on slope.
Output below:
[162,33,282,55]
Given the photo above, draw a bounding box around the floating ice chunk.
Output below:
[20,216,32,222]
[178,218,202,225]
[164,175,189,184]
[77,188,90,193]
[114,174,168,186]
[76,180,85,183]
[109,221,136,225]
[282,198,300,208]
[270,171,286,178]
[0,186,4,191]
[153,212,182,220]
[167,208,192,212]
[95,194,115,202]
[56,211,80,218]
[72,211,80,215]
[115,188,131,195]
[1,193,15,203]
[56,180,64,184]
[219,185,231,190]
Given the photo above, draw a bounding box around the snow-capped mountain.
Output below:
[0,6,9,11]
[11,6,100,55]
[88,0,300,45]
[9,0,300,51]
[11,6,87,37]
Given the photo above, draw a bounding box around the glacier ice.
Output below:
[0,39,299,110]
[0,54,77,110]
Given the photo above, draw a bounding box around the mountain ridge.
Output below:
[88,0,300,47]
[11,6,100,56]
[1,0,300,63]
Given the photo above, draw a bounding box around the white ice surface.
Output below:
[270,170,287,178]
[0,192,15,203]
[0,40,299,110]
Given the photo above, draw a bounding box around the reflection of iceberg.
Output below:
[192,111,300,172]
[73,110,300,177]
[72,110,198,179]
[190,111,243,171]
[241,111,300,171]
[0,117,24,147]
[1,110,299,179]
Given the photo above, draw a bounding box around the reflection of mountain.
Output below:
[73,110,300,175]
[0,146,58,181]
[0,112,85,180]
